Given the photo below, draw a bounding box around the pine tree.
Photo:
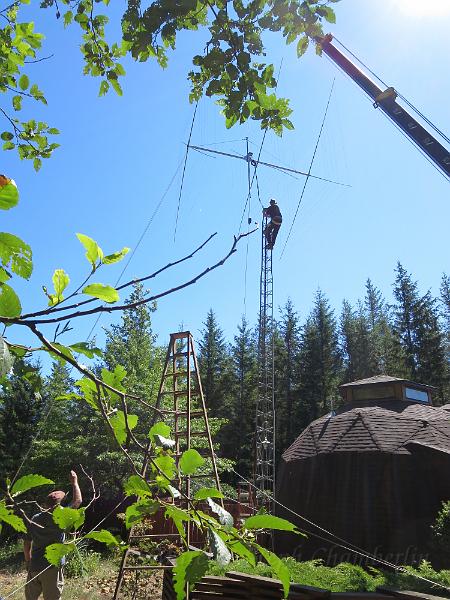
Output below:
[441,274,450,361]
[393,264,448,402]
[219,316,258,478]
[103,282,163,409]
[340,299,371,381]
[298,290,342,427]
[275,299,301,454]
[198,309,229,415]
[0,360,44,482]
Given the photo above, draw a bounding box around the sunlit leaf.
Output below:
[0,232,32,279]
[123,475,152,498]
[173,551,208,600]
[0,176,18,210]
[194,487,224,501]
[179,449,204,475]
[45,542,76,566]
[76,233,103,268]
[243,514,301,533]
[10,474,53,497]
[109,410,138,445]
[0,501,26,532]
[257,544,291,598]
[85,529,120,546]
[0,284,21,318]
[208,527,231,566]
[52,506,85,531]
[82,283,119,303]
[102,247,130,265]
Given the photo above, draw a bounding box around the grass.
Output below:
[207,558,450,597]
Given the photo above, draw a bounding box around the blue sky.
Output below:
[2,0,450,362]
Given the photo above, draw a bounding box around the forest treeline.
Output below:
[1,263,449,497]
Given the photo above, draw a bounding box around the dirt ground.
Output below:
[0,564,163,599]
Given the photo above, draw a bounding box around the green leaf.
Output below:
[69,342,102,359]
[257,544,290,598]
[8,344,27,358]
[102,247,130,264]
[76,377,100,411]
[165,505,190,540]
[179,449,204,475]
[10,474,54,497]
[0,232,33,279]
[99,80,109,97]
[63,10,73,27]
[85,529,120,546]
[226,537,256,566]
[0,268,11,283]
[45,542,76,566]
[12,95,22,111]
[111,79,123,96]
[0,336,13,377]
[101,365,126,392]
[154,434,175,448]
[206,497,233,529]
[208,528,231,566]
[173,551,208,600]
[154,454,176,481]
[19,74,29,90]
[194,487,224,501]
[1,133,14,142]
[76,233,103,268]
[297,36,309,57]
[125,498,159,528]
[109,410,138,445]
[149,421,171,441]
[52,506,85,531]
[52,269,69,302]
[243,514,300,533]
[0,284,21,318]
[0,177,19,210]
[0,501,26,532]
[123,475,152,498]
[82,283,119,303]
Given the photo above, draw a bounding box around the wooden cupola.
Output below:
[339,375,436,406]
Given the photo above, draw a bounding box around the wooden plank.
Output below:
[332,594,400,600]
[376,589,449,600]
[291,583,331,598]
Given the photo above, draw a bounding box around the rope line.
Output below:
[280,78,335,259]
[174,101,199,241]
[229,467,450,593]
[332,36,450,146]
[4,497,127,598]
[7,158,184,487]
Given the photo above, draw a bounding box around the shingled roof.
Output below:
[339,375,436,390]
[282,400,450,462]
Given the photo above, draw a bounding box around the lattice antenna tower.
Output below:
[255,212,275,509]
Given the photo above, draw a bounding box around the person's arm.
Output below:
[69,470,82,508]
[23,539,32,564]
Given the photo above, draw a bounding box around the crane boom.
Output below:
[317,34,450,179]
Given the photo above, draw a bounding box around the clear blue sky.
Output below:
[2,0,450,363]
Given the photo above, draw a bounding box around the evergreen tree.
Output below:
[274,299,301,455]
[393,264,448,402]
[298,290,342,427]
[441,273,450,363]
[103,282,163,416]
[0,360,44,482]
[340,299,371,382]
[198,309,229,415]
[219,316,258,478]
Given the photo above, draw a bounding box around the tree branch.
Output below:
[14,229,257,326]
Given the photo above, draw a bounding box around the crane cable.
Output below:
[229,466,450,594]
[8,158,185,487]
[174,101,199,241]
[332,36,450,146]
[280,78,335,259]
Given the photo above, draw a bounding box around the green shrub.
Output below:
[0,539,22,570]
[64,544,101,579]
[431,500,450,557]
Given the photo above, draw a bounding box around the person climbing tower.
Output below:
[263,199,282,250]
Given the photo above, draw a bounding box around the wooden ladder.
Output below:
[113,331,222,599]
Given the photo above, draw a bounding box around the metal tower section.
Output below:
[255,211,275,508]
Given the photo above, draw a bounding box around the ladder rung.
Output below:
[171,351,189,359]
[159,390,198,397]
[164,370,191,378]
[123,565,173,571]
[175,430,208,437]
[129,533,180,540]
